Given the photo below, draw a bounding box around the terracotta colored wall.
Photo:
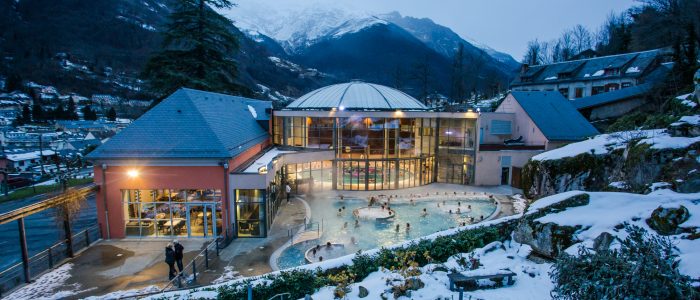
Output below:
[94,165,226,239]
[228,139,270,171]
[92,139,271,239]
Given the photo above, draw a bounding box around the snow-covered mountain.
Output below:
[224,3,518,98]
[224,4,518,69]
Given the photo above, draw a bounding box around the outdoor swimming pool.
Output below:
[277,193,498,269]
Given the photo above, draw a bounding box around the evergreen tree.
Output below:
[107,107,117,121]
[65,100,78,120]
[31,104,44,122]
[81,105,97,120]
[450,43,466,104]
[142,0,241,96]
[5,73,23,92]
[53,103,66,120]
[21,104,31,123]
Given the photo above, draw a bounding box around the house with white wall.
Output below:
[474,91,598,186]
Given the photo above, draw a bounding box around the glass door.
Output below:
[186,204,217,238]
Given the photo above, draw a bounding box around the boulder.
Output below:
[513,221,579,259]
[358,286,369,298]
[646,205,690,235]
[593,232,615,251]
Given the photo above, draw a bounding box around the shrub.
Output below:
[550,225,697,300]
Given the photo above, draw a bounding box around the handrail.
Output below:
[268,292,291,300]
[0,184,96,225]
[160,234,223,292]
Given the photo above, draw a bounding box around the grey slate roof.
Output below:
[87,88,270,160]
[512,49,668,86]
[572,83,652,110]
[511,91,599,141]
[285,81,428,111]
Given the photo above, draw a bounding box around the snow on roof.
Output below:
[243,148,295,173]
[6,150,56,161]
[247,105,258,118]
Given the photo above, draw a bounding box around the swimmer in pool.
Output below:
[457,208,461,214]
[449,209,453,214]
[354,220,360,228]
[406,223,411,232]
[337,208,342,216]
[343,222,348,229]
[395,224,400,232]
[421,208,428,217]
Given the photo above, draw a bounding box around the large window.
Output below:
[122,189,222,238]
[235,189,265,237]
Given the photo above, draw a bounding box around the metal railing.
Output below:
[0,225,101,297]
[287,220,322,245]
[160,234,225,292]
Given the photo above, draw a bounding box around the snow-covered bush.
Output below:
[550,226,697,300]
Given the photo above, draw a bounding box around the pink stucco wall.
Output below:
[92,140,270,239]
[495,94,550,147]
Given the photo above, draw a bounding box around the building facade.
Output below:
[510,49,672,100]
[88,84,598,240]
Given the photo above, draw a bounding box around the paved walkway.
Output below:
[6,184,519,299]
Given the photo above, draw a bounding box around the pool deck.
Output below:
[8,184,519,299]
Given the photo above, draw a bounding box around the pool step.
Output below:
[292,229,323,245]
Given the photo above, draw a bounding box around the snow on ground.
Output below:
[676,93,697,108]
[212,266,241,284]
[6,263,95,300]
[531,190,700,280]
[532,129,700,161]
[82,285,160,300]
[649,182,672,191]
[608,181,629,189]
[672,115,700,126]
[144,190,700,299]
[511,194,528,214]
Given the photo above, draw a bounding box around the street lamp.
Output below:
[127,169,139,178]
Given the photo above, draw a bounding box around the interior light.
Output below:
[339,105,345,111]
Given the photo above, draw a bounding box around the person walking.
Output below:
[165,243,176,280]
[285,183,292,203]
[173,240,184,274]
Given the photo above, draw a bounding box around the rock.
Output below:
[513,193,587,258]
[358,286,369,298]
[513,221,579,259]
[646,205,690,235]
[593,232,615,251]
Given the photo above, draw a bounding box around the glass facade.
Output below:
[273,115,475,190]
[121,189,222,238]
[437,118,477,184]
[235,189,266,237]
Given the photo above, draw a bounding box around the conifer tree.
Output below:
[107,107,117,121]
[142,0,241,96]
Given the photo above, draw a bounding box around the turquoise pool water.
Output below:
[277,194,497,269]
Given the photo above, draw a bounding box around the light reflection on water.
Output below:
[278,195,496,269]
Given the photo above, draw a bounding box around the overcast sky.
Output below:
[227,0,637,60]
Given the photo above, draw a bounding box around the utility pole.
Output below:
[38,133,46,175]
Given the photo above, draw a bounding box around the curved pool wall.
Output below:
[276,194,498,270]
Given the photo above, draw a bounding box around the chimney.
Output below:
[520,64,529,74]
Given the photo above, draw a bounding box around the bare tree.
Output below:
[523,39,542,65]
[570,24,594,54]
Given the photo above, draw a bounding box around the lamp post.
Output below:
[101,163,110,239]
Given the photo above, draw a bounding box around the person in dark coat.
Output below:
[173,240,184,273]
[165,243,176,280]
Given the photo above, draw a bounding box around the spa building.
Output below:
[88,82,597,239]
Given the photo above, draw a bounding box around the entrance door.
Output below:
[501,167,510,185]
[511,167,522,189]
[186,204,217,238]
